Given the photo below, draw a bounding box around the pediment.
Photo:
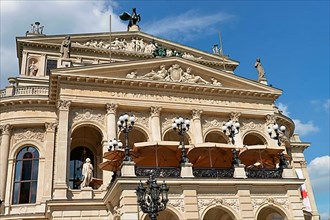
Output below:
[50,57,281,101]
[17,31,239,71]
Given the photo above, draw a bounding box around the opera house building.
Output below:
[0,20,320,220]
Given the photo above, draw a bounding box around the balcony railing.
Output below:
[246,168,283,179]
[136,167,181,178]
[0,86,49,98]
[193,168,234,178]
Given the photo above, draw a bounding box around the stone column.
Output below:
[286,185,305,220]
[150,106,162,142]
[0,124,12,202]
[104,103,118,185]
[43,122,57,200]
[53,100,71,199]
[191,109,203,144]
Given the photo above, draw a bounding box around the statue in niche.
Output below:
[80,158,93,188]
[182,67,209,84]
[254,58,266,81]
[60,36,71,59]
[119,8,141,30]
[28,61,38,76]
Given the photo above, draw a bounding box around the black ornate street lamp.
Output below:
[172,116,190,164]
[231,149,241,167]
[222,120,240,144]
[117,113,135,161]
[267,123,286,146]
[136,175,169,220]
[108,138,123,151]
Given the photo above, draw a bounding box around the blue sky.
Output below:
[1,0,329,219]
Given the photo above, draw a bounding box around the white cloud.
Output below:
[144,10,236,42]
[308,155,330,193]
[323,99,330,111]
[293,119,319,136]
[0,0,126,88]
[277,102,290,116]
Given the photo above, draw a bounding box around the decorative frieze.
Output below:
[150,106,162,117]
[71,108,105,124]
[240,119,264,133]
[126,64,222,86]
[106,103,118,114]
[130,111,149,128]
[202,117,226,131]
[251,197,289,211]
[198,198,239,212]
[168,199,184,212]
[12,128,45,144]
[57,100,71,111]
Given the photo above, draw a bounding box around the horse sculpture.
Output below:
[120,8,141,31]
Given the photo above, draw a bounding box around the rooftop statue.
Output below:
[254,58,266,81]
[26,21,44,36]
[60,36,71,59]
[120,8,141,31]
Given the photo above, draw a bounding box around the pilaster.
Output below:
[183,189,199,220]
[43,122,57,200]
[237,186,254,220]
[150,106,162,141]
[191,109,203,144]
[53,100,71,199]
[119,190,139,220]
[0,124,12,202]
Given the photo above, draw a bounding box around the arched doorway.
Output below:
[257,206,288,220]
[143,209,180,220]
[69,125,103,189]
[205,131,229,144]
[203,207,235,220]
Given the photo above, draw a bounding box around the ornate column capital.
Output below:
[0,124,12,135]
[229,112,241,121]
[265,114,277,126]
[57,100,71,111]
[150,106,162,117]
[192,109,203,120]
[106,103,118,114]
[45,122,58,132]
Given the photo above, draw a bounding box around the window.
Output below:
[45,59,57,76]
[12,147,39,204]
[69,147,94,189]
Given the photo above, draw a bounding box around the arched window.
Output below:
[12,146,39,204]
[69,147,94,189]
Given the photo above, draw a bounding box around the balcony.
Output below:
[0,86,49,99]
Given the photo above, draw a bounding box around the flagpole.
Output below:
[109,14,112,63]
[218,31,226,71]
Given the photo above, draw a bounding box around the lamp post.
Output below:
[117,113,135,161]
[172,116,190,164]
[136,174,169,220]
[222,120,240,144]
[267,123,286,146]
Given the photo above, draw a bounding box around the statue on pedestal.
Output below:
[28,61,38,76]
[254,58,266,81]
[80,158,93,188]
[60,36,71,59]
[120,8,141,31]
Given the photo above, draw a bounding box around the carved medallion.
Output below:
[169,64,183,82]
